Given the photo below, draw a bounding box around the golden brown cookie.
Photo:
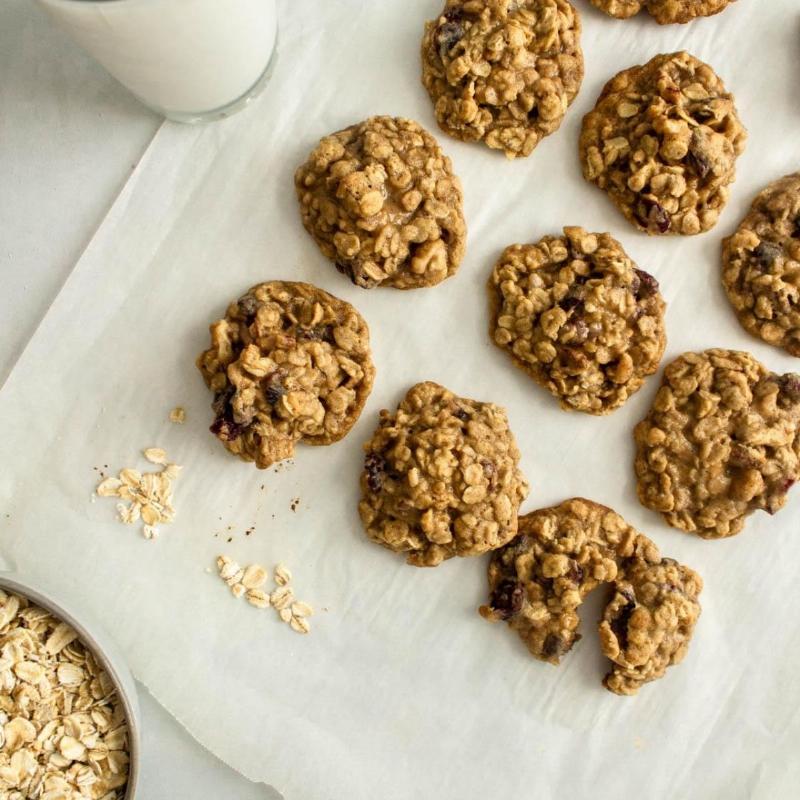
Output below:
[634,349,800,538]
[722,173,800,356]
[197,281,375,469]
[421,0,584,159]
[589,0,736,24]
[488,226,666,413]
[580,51,746,235]
[294,116,466,289]
[480,498,702,695]
[358,381,529,567]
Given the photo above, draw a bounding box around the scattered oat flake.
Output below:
[169,406,186,424]
[290,616,310,634]
[274,564,292,586]
[143,447,168,465]
[291,601,313,618]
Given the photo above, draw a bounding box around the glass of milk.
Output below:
[35,0,278,122]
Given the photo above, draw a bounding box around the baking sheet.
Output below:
[2,1,800,797]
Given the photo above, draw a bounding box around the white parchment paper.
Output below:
[2,2,800,797]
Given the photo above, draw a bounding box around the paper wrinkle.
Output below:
[1,1,799,798]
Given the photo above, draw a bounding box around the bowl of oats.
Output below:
[0,574,139,799]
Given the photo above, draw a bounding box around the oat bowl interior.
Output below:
[0,574,140,800]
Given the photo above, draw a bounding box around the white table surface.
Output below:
[1,3,277,797]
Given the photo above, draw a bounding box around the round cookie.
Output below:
[488,226,666,414]
[197,281,375,469]
[294,116,466,290]
[580,51,747,235]
[589,0,736,24]
[421,0,584,159]
[358,381,529,567]
[634,349,800,538]
[722,173,800,356]
[479,498,702,695]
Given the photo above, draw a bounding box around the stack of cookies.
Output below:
[193,0,800,695]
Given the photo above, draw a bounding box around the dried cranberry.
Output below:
[729,443,760,469]
[299,325,334,344]
[567,562,584,583]
[753,241,782,270]
[364,453,386,493]
[238,295,259,325]
[633,269,659,299]
[792,217,800,239]
[542,633,565,659]
[436,19,464,60]
[687,132,712,180]
[609,592,636,651]
[781,478,796,493]
[644,201,671,234]
[210,387,246,442]
[559,296,583,313]
[454,408,469,421]
[779,373,800,402]
[263,370,286,404]
[489,579,524,619]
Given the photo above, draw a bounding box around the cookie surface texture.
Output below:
[580,51,746,235]
[294,116,466,289]
[722,173,800,356]
[634,349,800,538]
[197,281,375,468]
[489,226,666,413]
[421,0,584,158]
[358,381,529,566]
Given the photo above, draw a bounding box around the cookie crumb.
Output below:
[169,406,186,424]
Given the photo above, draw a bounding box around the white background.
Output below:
[1,2,274,797]
[2,1,800,799]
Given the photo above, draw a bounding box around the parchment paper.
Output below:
[2,2,800,797]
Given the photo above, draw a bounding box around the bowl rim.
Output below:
[0,574,140,799]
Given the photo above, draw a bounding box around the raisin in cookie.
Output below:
[197,281,375,469]
[580,51,746,235]
[634,349,800,538]
[589,0,736,24]
[358,381,529,566]
[294,116,466,289]
[421,0,584,159]
[722,173,800,356]
[480,498,702,695]
[488,226,666,413]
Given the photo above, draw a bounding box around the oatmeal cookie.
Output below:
[634,349,800,538]
[197,281,375,469]
[421,0,584,159]
[294,116,466,289]
[589,0,736,24]
[358,381,529,566]
[489,226,666,413]
[480,498,702,694]
[599,556,702,695]
[580,51,747,235]
[722,173,800,356]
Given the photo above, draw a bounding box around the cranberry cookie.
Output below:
[580,52,746,235]
[722,173,800,356]
[358,381,529,566]
[421,0,584,159]
[294,116,466,289]
[589,0,736,24]
[197,281,375,469]
[480,498,702,695]
[634,349,800,538]
[488,226,666,413]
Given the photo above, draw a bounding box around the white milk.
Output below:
[36,0,278,119]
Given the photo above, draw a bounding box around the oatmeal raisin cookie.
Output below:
[580,51,746,235]
[358,381,529,566]
[294,116,466,289]
[634,349,800,538]
[488,226,666,413]
[480,498,702,695]
[589,0,736,24]
[421,0,584,158]
[722,173,800,356]
[197,281,375,469]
